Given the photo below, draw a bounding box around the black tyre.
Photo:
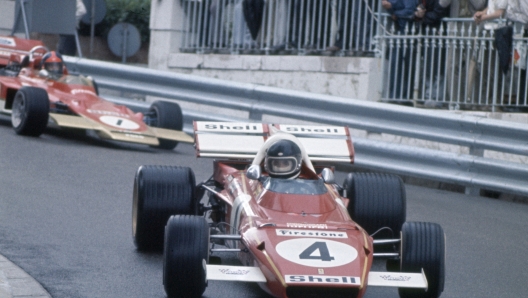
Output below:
[148,101,183,150]
[132,165,196,251]
[164,215,209,298]
[343,172,406,238]
[11,86,49,136]
[399,222,445,298]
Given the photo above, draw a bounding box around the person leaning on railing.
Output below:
[474,0,528,107]
[382,0,419,99]
[504,0,528,106]
[414,0,451,101]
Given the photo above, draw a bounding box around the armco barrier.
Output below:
[64,57,528,197]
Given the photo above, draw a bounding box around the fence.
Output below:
[179,0,378,54]
[64,56,528,198]
[380,18,528,111]
[177,1,528,111]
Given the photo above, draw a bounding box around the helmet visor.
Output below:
[267,157,298,176]
[45,62,63,74]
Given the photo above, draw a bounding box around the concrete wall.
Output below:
[148,0,382,101]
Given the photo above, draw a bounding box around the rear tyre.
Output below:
[132,165,196,251]
[343,172,406,238]
[148,101,183,150]
[11,87,49,136]
[399,222,445,298]
[164,215,209,298]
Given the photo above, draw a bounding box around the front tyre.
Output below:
[164,215,209,298]
[132,166,196,251]
[148,101,183,150]
[11,87,49,136]
[399,222,445,298]
[343,172,406,238]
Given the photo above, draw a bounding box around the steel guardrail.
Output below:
[65,57,528,197]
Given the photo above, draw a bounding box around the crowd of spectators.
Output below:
[182,0,528,105]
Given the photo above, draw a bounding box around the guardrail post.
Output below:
[465,145,484,196]
[249,109,263,121]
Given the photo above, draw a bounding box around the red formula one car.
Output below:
[132,123,445,298]
[0,36,192,149]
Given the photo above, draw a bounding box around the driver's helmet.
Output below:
[41,51,64,76]
[265,139,302,179]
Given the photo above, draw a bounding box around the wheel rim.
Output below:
[11,94,26,129]
[132,180,139,238]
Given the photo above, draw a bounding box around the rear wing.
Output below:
[194,122,354,164]
[0,36,45,67]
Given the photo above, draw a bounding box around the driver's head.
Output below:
[41,51,64,76]
[265,139,302,179]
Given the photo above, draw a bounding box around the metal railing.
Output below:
[64,56,528,198]
[177,1,528,111]
[379,18,528,111]
[179,0,377,55]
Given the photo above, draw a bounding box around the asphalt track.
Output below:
[0,114,528,297]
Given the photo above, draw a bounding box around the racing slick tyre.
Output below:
[132,165,196,251]
[11,86,50,136]
[148,101,183,150]
[343,172,406,239]
[164,215,209,298]
[399,222,445,298]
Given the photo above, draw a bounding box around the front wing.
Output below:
[49,113,194,145]
[206,265,428,290]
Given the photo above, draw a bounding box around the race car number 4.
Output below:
[99,116,140,130]
[275,238,358,268]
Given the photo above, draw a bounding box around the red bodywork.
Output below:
[0,36,151,138]
[211,160,374,298]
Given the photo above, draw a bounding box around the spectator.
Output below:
[504,0,528,106]
[415,0,451,100]
[382,0,419,99]
[455,0,487,17]
[471,0,507,103]
[473,0,507,27]
[57,0,86,56]
[444,0,486,103]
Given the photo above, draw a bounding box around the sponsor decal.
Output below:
[275,238,358,268]
[218,268,251,276]
[378,275,412,282]
[286,275,361,285]
[199,122,263,133]
[0,50,14,57]
[280,125,346,135]
[72,89,97,96]
[99,116,140,130]
[276,229,348,239]
[0,37,15,47]
[287,223,327,229]
[124,133,145,139]
[87,109,130,118]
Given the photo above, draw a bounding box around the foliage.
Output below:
[80,0,151,44]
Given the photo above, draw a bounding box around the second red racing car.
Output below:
[0,35,192,149]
